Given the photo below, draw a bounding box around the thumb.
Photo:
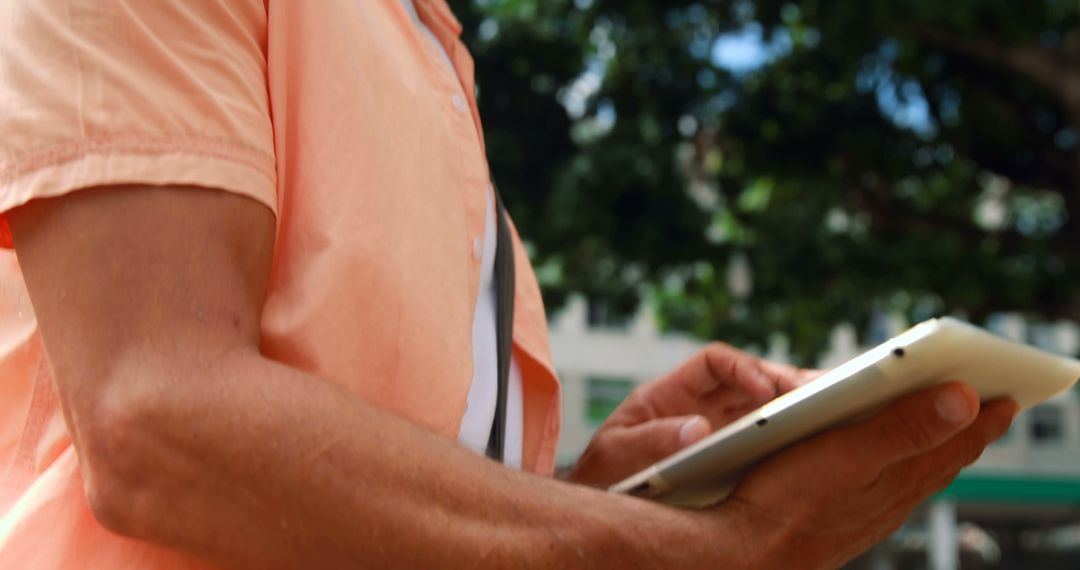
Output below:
[613,415,712,466]
[677,415,713,448]
[573,415,712,488]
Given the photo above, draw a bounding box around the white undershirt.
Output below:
[400,0,523,468]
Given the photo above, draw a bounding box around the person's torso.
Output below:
[0,1,561,567]
[395,0,525,467]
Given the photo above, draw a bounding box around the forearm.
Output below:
[8,187,730,568]
[89,348,698,569]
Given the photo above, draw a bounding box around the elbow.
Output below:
[83,463,137,536]
[77,387,176,538]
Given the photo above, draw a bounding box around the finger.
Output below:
[620,344,773,425]
[603,415,712,473]
[622,345,793,427]
[571,414,712,487]
[700,343,776,401]
[871,401,1018,531]
[692,357,819,427]
[696,389,772,428]
[758,360,815,394]
[834,382,981,476]
[878,398,1018,497]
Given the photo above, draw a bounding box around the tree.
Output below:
[457,0,1080,364]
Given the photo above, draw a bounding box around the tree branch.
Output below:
[913,28,1080,122]
[909,28,1080,246]
[846,174,1079,259]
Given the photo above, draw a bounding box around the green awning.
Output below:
[937,473,1080,504]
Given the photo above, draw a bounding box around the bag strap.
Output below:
[485,187,515,462]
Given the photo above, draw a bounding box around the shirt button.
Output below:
[452,93,468,113]
[472,237,483,260]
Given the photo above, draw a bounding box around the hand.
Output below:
[688,382,1018,570]
[570,343,819,487]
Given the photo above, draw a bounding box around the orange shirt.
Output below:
[0,1,561,567]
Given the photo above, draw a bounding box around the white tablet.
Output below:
[609,317,1080,508]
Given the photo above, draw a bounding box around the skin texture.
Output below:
[572,344,819,487]
[9,185,1017,569]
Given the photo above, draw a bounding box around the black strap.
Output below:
[485,187,514,462]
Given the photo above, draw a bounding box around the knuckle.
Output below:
[577,445,605,470]
[703,341,750,370]
[844,453,884,487]
[873,461,923,496]
[873,462,942,509]
[621,386,648,409]
[702,343,734,371]
[581,430,619,465]
[817,438,878,488]
[957,436,989,467]
[905,452,966,497]
[698,344,721,367]
[990,408,1017,439]
[704,341,733,354]
[860,466,892,494]
[902,458,941,492]
[618,386,657,422]
[884,411,939,452]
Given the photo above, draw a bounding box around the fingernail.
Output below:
[935,388,976,424]
[679,417,710,447]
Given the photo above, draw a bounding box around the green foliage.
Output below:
[458,0,1080,364]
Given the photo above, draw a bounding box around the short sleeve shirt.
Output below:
[0,1,562,567]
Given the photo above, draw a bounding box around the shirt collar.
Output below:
[414,0,463,37]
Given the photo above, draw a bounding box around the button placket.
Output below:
[471,236,483,260]
[451,93,468,113]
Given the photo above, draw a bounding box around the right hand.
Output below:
[685,382,1018,569]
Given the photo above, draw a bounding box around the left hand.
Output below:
[569,342,819,488]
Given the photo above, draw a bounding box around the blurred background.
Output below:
[455,0,1080,568]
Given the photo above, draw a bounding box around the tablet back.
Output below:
[610,318,1080,508]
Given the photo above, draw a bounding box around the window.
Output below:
[586,296,632,330]
[1025,323,1057,352]
[1029,405,1065,446]
[585,377,635,426]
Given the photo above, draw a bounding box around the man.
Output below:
[0,1,1016,568]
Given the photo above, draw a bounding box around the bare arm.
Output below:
[10,184,1016,569]
[10,185,695,569]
